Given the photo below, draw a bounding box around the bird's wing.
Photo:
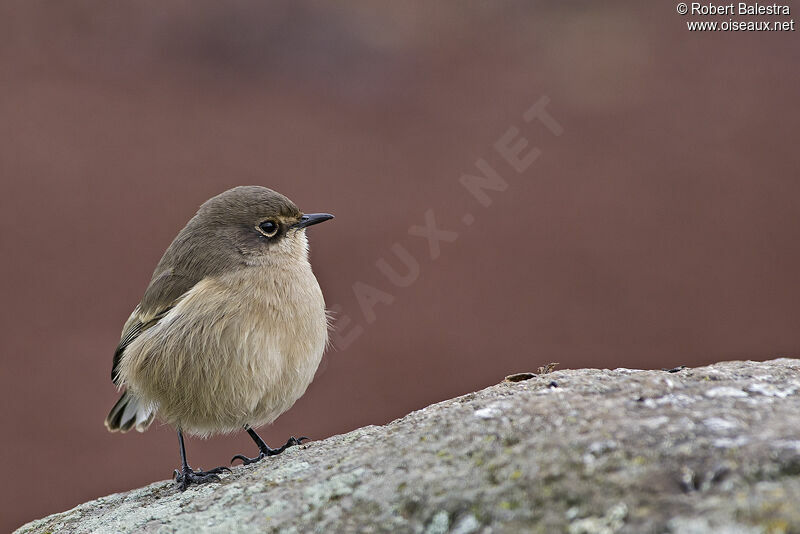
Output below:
[111,269,199,385]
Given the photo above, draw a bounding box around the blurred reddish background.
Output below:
[2,1,799,531]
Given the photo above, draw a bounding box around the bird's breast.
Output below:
[121,262,328,436]
[223,263,328,390]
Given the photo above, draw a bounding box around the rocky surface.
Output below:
[15,359,800,534]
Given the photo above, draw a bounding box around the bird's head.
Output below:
[185,185,333,267]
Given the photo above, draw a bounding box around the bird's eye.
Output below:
[257,220,279,238]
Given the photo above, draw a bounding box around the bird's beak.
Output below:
[292,213,334,229]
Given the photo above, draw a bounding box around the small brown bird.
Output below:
[104,186,333,490]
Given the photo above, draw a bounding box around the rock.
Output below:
[15,358,800,534]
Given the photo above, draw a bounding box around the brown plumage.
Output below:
[104,186,333,490]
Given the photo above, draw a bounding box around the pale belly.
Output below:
[119,267,328,437]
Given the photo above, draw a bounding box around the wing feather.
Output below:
[110,215,242,385]
[110,269,199,385]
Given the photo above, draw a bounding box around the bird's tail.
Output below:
[104,390,155,433]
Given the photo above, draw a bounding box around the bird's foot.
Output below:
[173,465,231,491]
[231,436,308,465]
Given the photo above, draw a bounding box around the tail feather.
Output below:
[105,390,155,433]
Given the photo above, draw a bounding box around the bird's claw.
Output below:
[231,435,309,466]
[173,465,231,491]
[231,451,266,466]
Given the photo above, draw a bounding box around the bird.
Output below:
[104,186,333,491]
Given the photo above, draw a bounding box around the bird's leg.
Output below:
[172,429,231,491]
[231,425,308,465]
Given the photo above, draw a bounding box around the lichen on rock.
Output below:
[15,358,800,533]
